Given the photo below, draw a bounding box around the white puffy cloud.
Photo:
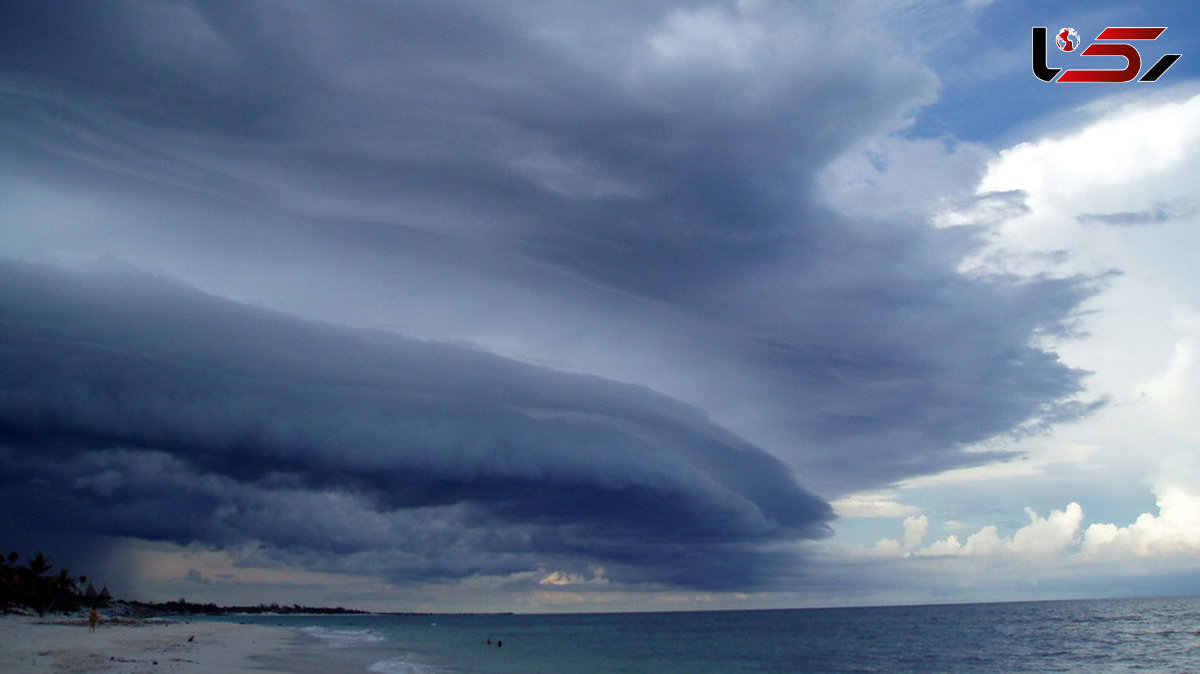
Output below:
[907,88,1200,488]
[811,484,1200,607]
[823,88,1200,601]
[902,514,928,551]
[948,88,1200,282]
[823,86,1200,589]
[915,503,1083,559]
[1082,482,1200,559]
[847,481,1200,591]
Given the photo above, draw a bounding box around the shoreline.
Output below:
[0,614,366,673]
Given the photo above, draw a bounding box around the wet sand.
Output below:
[0,615,363,673]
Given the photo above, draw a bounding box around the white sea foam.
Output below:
[368,659,442,674]
[300,625,384,647]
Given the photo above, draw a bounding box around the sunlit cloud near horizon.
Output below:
[2,0,1199,611]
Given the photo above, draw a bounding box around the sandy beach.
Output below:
[0,614,363,673]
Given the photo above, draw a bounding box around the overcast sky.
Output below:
[2,0,1199,612]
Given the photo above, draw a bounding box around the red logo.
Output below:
[1056,28,1081,52]
[1033,26,1181,83]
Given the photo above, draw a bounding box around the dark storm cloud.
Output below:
[1077,201,1197,227]
[1,0,1097,581]
[0,259,830,589]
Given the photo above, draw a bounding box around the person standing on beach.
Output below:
[88,608,98,632]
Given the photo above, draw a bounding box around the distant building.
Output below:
[84,582,112,604]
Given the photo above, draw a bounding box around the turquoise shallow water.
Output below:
[235,595,1200,673]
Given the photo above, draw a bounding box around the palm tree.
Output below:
[1,552,97,614]
[49,567,81,613]
[21,552,54,616]
[0,552,15,612]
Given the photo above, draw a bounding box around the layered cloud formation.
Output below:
[0,1,1107,601]
[0,258,832,589]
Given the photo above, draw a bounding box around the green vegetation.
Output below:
[1,549,367,616]
[126,598,369,616]
[0,550,105,615]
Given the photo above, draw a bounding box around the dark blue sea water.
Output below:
[237,595,1200,673]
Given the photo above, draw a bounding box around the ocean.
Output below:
[234,595,1200,673]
